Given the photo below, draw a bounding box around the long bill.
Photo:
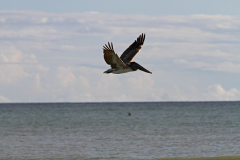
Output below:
[132,62,152,74]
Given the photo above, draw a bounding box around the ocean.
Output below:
[0,102,239,160]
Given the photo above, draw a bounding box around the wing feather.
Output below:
[103,42,126,68]
[120,33,145,64]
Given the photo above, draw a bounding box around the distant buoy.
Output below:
[128,112,131,116]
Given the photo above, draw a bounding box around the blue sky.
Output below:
[0,1,240,102]
[1,0,240,15]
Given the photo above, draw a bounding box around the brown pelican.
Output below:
[103,33,152,74]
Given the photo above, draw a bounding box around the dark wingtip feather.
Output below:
[103,42,115,51]
[111,42,114,52]
[105,44,109,50]
[143,33,145,44]
[137,33,145,43]
[103,46,107,50]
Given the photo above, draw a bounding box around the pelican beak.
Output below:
[104,69,113,74]
[131,62,152,74]
[104,70,110,74]
[137,65,152,74]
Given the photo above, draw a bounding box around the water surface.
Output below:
[0,102,239,159]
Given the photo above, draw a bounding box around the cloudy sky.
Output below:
[0,0,240,102]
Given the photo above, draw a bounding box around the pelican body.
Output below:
[103,33,152,74]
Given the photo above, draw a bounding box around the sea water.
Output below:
[0,102,240,160]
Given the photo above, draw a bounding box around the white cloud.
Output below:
[0,11,240,102]
[174,59,240,73]
[204,84,240,101]
[0,46,37,63]
[0,46,22,62]
[0,65,29,84]
[0,95,11,103]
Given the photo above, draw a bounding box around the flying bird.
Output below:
[103,33,152,74]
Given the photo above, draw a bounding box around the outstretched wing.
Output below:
[120,33,145,64]
[103,42,126,68]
